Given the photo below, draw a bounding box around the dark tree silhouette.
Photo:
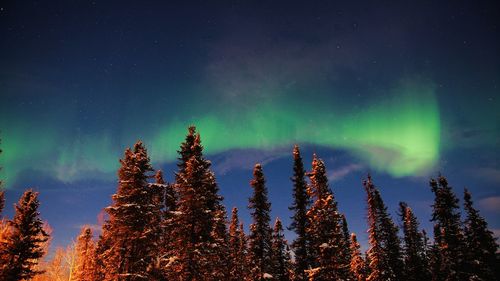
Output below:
[399,202,431,281]
[429,175,468,281]
[248,163,273,280]
[270,217,292,281]
[463,188,498,280]
[288,145,311,281]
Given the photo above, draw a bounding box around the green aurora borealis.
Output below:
[0,78,440,186]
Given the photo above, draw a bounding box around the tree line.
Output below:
[0,126,498,281]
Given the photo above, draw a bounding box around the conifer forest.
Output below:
[0,127,498,280]
[1,1,499,281]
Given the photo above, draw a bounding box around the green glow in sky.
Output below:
[0,79,440,187]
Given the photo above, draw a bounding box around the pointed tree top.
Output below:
[155,170,165,184]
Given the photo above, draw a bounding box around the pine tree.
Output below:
[72,226,97,281]
[0,190,49,280]
[399,202,430,281]
[270,217,292,281]
[149,170,170,281]
[99,141,161,281]
[340,213,355,280]
[305,155,350,280]
[429,175,468,281]
[229,207,249,281]
[463,188,498,280]
[0,137,4,218]
[364,175,404,281]
[0,189,4,218]
[288,145,311,281]
[168,129,228,281]
[248,163,273,280]
[349,233,367,281]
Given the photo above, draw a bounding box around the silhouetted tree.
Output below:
[364,175,404,281]
[0,190,49,280]
[429,175,468,281]
[248,163,273,280]
[305,155,350,280]
[288,145,311,281]
[463,188,498,280]
[270,217,292,281]
[399,202,430,281]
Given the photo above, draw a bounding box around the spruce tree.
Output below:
[0,190,49,280]
[340,213,354,280]
[399,202,430,281]
[463,188,498,280]
[0,189,4,218]
[0,137,4,217]
[429,175,468,281]
[168,129,228,280]
[364,175,404,281]
[248,163,273,280]
[349,233,367,281]
[288,145,311,281]
[305,155,350,280]
[100,141,161,281]
[73,226,97,281]
[228,207,249,281]
[270,217,292,281]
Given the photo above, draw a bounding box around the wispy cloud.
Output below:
[478,196,500,213]
[469,167,500,185]
[213,148,288,175]
[328,163,364,182]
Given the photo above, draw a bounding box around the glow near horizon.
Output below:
[0,79,440,187]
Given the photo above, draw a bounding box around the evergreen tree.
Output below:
[463,188,498,280]
[0,137,4,217]
[0,189,4,218]
[168,130,228,281]
[340,213,354,280]
[72,226,97,281]
[248,163,273,280]
[228,207,249,281]
[364,175,404,281]
[288,145,311,281]
[399,202,430,281]
[349,233,367,281]
[0,190,49,280]
[305,155,350,280]
[429,175,468,281]
[270,217,292,281]
[99,141,161,281]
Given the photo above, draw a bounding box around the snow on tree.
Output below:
[305,155,350,280]
[288,145,311,281]
[0,190,49,280]
[349,233,367,281]
[429,175,468,281]
[72,226,97,281]
[167,128,229,281]
[270,217,292,281]
[399,202,431,281]
[98,141,161,281]
[364,175,404,281]
[229,207,249,281]
[463,188,498,280]
[248,163,274,281]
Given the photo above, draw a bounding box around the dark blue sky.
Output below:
[0,1,499,250]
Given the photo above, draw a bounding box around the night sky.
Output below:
[0,1,499,250]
